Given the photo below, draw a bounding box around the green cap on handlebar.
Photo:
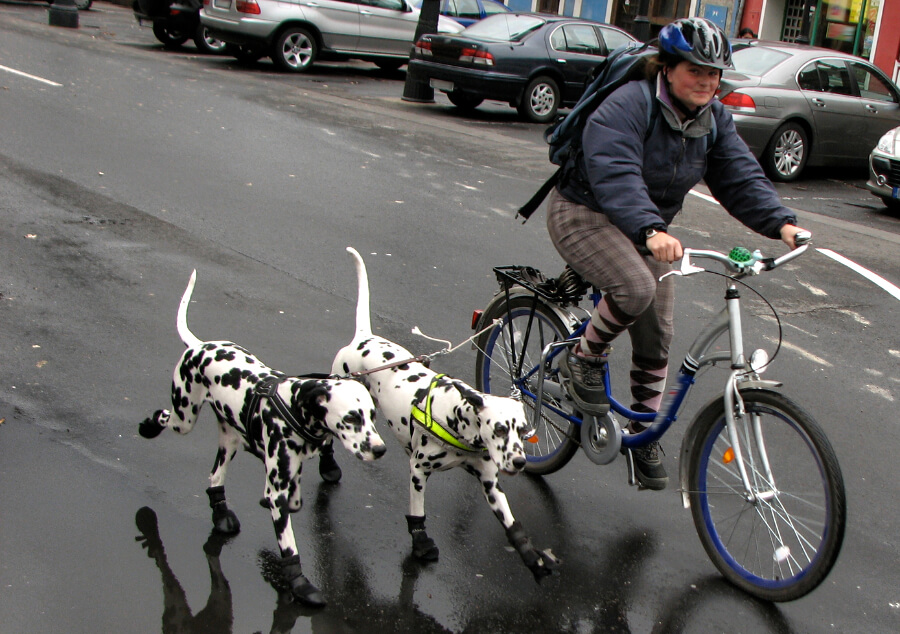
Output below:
[728,247,754,265]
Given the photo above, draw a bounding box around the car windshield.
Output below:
[732,47,792,76]
[462,14,546,41]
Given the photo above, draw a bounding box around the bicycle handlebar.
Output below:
[663,231,812,280]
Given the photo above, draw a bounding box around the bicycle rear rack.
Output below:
[493,265,589,307]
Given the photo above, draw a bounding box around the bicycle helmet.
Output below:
[658,17,733,71]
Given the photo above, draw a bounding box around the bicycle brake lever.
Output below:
[659,250,705,281]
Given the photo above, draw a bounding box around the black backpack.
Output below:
[516,42,658,222]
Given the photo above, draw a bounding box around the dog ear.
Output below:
[297,381,330,405]
[451,381,484,411]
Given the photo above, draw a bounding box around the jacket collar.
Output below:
[655,74,715,139]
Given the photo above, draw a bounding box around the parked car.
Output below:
[201,0,463,73]
[407,12,637,123]
[133,0,226,54]
[719,41,900,182]
[410,0,510,27]
[866,126,900,210]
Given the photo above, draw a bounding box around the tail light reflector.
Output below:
[236,0,261,14]
[720,91,756,109]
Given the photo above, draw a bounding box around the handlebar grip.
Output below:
[794,230,812,246]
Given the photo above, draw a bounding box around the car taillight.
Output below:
[460,47,493,66]
[415,38,433,56]
[720,91,756,109]
[235,0,261,14]
[203,0,209,5]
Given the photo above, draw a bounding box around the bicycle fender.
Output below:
[677,384,784,509]
[474,288,581,337]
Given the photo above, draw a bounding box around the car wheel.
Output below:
[764,121,809,182]
[73,0,92,9]
[194,25,227,55]
[272,27,317,73]
[517,76,560,124]
[448,91,483,112]
[881,197,900,211]
[374,59,404,72]
[152,23,189,49]
[225,43,264,64]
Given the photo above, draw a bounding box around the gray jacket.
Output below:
[557,76,796,244]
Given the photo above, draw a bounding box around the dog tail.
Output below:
[176,270,203,349]
[346,247,372,336]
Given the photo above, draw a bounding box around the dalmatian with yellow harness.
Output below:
[331,247,558,581]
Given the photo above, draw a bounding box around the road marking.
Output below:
[0,64,62,87]
[816,248,900,301]
[689,189,719,205]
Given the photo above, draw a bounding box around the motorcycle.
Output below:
[132,0,225,54]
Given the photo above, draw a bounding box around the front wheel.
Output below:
[687,388,845,602]
[517,76,559,124]
[74,0,92,9]
[152,22,189,49]
[474,294,580,475]
[272,27,317,73]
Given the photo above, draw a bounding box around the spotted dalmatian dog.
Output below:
[331,248,558,581]
[139,270,386,607]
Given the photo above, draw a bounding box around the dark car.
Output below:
[719,41,900,182]
[411,0,511,27]
[407,12,637,122]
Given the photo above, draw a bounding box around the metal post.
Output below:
[402,0,441,103]
[633,0,651,43]
[49,0,80,29]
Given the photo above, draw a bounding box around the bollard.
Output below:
[49,0,80,29]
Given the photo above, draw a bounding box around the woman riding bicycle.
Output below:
[548,17,808,490]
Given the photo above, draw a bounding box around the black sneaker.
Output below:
[631,442,668,490]
[559,351,609,416]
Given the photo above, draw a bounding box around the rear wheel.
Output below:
[152,22,189,49]
[517,76,559,124]
[688,389,845,601]
[880,196,900,211]
[763,122,808,182]
[272,27,317,73]
[194,24,227,55]
[474,295,580,475]
[374,59,404,72]
[448,91,483,112]
[74,0,93,9]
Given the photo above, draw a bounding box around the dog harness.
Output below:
[245,375,328,447]
[411,374,484,454]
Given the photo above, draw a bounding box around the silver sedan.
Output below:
[719,41,900,182]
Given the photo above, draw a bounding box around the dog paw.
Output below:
[527,548,561,583]
[318,455,342,483]
[212,508,241,535]
[289,574,327,607]
[138,410,168,439]
[411,535,439,562]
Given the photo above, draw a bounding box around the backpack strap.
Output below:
[515,167,560,223]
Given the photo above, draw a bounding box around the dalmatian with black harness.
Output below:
[139,270,387,607]
[331,248,558,581]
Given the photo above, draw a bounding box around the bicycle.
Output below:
[471,237,846,602]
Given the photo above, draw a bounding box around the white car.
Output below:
[866,126,900,211]
[201,0,464,73]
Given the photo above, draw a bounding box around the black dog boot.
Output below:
[506,520,560,583]
[280,555,326,607]
[318,442,342,483]
[206,486,241,534]
[406,514,439,561]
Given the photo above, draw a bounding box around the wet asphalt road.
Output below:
[1,3,899,633]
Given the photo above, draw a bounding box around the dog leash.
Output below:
[347,320,502,379]
[410,374,485,454]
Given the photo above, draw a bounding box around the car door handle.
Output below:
[555,59,567,64]
[811,98,826,108]
[865,104,879,113]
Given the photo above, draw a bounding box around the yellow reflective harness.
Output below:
[410,374,484,454]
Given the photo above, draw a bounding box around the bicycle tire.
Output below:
[475,295,580,475]
[687,388,845,602]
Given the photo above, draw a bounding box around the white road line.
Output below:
[0,64,62,87]
[688,189,719,205]
[816,248,900,301]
